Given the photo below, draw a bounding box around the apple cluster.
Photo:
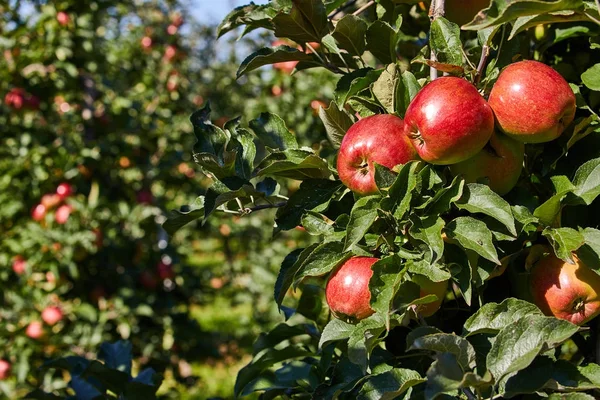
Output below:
[4,88,40,111]
[32,182,73,224]
[327,60,577,322]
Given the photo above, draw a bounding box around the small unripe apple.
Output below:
[12,256,26,275]
[404,77,494,165]
[337,114,418,195]
[488,60,576,143]
[56,182,72,199]
[412,275,448,317]
[32,204,47,221]
[26,321,44,339]
[449,131,524,195]
[326,256,377,321]
[0,360,10,380]
[41,306,63,326]
[57,11,70,26]
[530,250,600,325]
[55,204,72,224]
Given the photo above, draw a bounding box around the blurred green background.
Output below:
[0,0,336,398]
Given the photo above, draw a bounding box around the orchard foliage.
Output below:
[167,0,600,398]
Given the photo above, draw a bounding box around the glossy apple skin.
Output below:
[0,360,10,380]
[412,275,448,317]
[488,60,576,143]
[404,77,494,165]
[530,252,600,325]
[337,114,418,195]
[326,257,377,321]
[450,131,524,195]
[444,0,490,26]
[42,306,63,326]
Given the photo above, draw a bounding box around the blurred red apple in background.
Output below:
[41,306,63,326]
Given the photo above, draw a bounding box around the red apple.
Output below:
[167,24,178,35]
[0,360,10,380]
[337,114,418,195]
[5,88,24,109]
[32,204,47,221]
[26,321,44,339]
[444,0,490,26]
[12,256,26,275]
[530,250,600,325]
[157,261,175,280]
[449,131,524,195]
[55,204,72,224]
[412,275,448,317]
[404,77,494,165]
[56,182,72,199]
[171,12,184,27]
[272,39,299,74]
[164,45,177,61]
[488,60,576,143]
[326,256,377,321]
[41,193,62,209]
[141,36,153,49]
[57,11,70,26]
[41,306,63,326]
[136,189,153,204]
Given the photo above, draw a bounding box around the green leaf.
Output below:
[573,157,600,205]
[409,333,476,371]
[578,227,600,269]
[273,0,330,43]
[345,196,380,251]
[236,46,315,77]
[319,319,355,348]
[429,17,463,68]
[369,255,406,325]
[582,63,600,91]
[486,314,579,381]
[318,100,354,149]
[163,197,205,235]
[374,163,397,192]
[534,190,570,227]
[348,315,386,370]
[293,241,350,287]
[249,112,298,150]
[542,227,585,264]
[407,259,452,283]
[409,216,445,263]
[254,149,331,180]
[217,3,276,38]
[335,68,383,106]
[366,16,403,64]
[385,161,422,221]
[99,341,132,374]
[301,211,335,236]
[446,217,500,264]
[275,179,342,231]
[357,368,425,400]
[423,175,464,216]
[332,14,367,56]
[548,393,595,400]
[463,298,543,336]
[395,71,421,118]
[274,247,315,308]
[462,0,585,31]
[230,126,257,180]
[457,184,517,236]
[254,323,317,355]
[373,63,401,114]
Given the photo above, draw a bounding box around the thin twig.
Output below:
[462,388,477,400]
[352,0,375,17]
[475,45,490,84]
[328,0,358,19]
[218,202,287,216]
[585,11,600,26]
[428,0,446,80]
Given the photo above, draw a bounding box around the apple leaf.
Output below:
[409,216,445,263]
[463,298,543,336]
[253,149,331,180]
[163,197,205,235]
[581,63,600,91]
[274,246,315,309]
[332,14,368,56]
[384,161,423,221]
[446,217,500,264]
[319,319,355,348]
[486,314,579,382]
[344,196,380,252]
[249,112,298,150]
[368,255,406,327]
[348,315,387,370]
[409,333,476,372]
[318,100,354,149]
[236,45,315,78]
[272,0,330,43]
[373,63,400,114]
[462,0,585,31]
[548,393,595,400]
[577,227,600,271]
[429,17,463,69]
[292,241,351,288]
[533,189,572,227]
[366,16,403,64]
[357,368,425,400]
[456,184,517,237]
[217,3,276,38]
[542,227,585,264]
[335,68,383,107]
[395,71,421,118]
[422,175,464,216]
[407,259,451,283]
[301,211,335,236]
[573,157,600,205]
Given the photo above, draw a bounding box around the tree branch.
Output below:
[218,202,287,216]
[428,0,445,80]
[475,45,490,84]
[328,0,358,19]
[352,0,375,17]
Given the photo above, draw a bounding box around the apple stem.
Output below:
[428,0,446,80]
[475,45,490,84]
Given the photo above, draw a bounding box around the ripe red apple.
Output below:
[157,261,175,280]
[55,204,72,224]
[444,0,490,26]
[26,321,44,339]
[530,250,600,325]
[311,100,327,116]
[32,204,47,221]
[404,77,494,165]
[167,24,178,35]
[12,256,26,275]
[449,131,524,195]
[0,360,10,380]
[5,88,24,109]
[326,256,377,321]
[164,45,177,61]
[488,60,576,143]
[41,306,63,326]
[56,182,72,199]
[141,36,153,49]
[412,275,448,317]
[136,189,153,204]
[57,11,70,26]
[41,193,62,209]
[337,114,418,195]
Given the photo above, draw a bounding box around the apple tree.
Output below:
[167,0,600,398]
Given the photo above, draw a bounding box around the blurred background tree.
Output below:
[0,0,336,397]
